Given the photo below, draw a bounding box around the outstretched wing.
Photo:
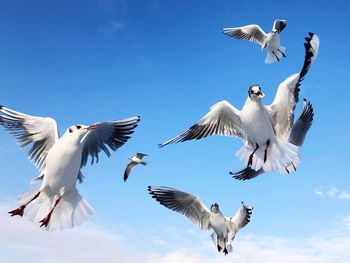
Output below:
[123,161,137,182]
[136,152,147,159]
[227,203,253,235]
[223,24,267,47]
[0,106,59,170]
[81,116,140,167]
[159,100,247,147]
[272,19,287,33]
[148,186,211,231]
[231,99,314,180]
[266,33,319,140]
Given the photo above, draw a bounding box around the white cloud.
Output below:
[99,20,124,38]
[0,202,350,263]
[314,186,350,200]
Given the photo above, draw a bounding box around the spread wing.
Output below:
[81,116,140,167]
[272,19,287,33]
[159,100,247,147]
[136,152,147,159]
[123,161,137,182]
[148,186,211,231]
[223,24,267,47]
[266,33,319,140]
[226,203,253,236]
[0,106,59,170]
[230,99,314,180]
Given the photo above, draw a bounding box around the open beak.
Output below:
[256,91,265,98]
[86,124,98,131]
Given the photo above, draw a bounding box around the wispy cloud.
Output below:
[1,202,350,263]
[99,20,124,38]
[315,186,350,200]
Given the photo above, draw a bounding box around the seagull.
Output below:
[123,152,147,182]
[223,19,287,64]
[231,99,314,180]
[148,186,253,255]
[159,33,319,174]
[0,106,140,230]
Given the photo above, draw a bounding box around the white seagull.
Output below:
[231,99,314,180]
[0,106,140,230]
[123,152,147,182]
[148,186,253,255]
[159,33,319,174]
[223,19,287,64]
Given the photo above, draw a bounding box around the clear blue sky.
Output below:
[0,1,349,262]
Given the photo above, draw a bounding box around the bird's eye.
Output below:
[69,128,73,133]
[250,90,254,94]
[76,125,81,129]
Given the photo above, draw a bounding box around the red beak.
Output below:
[86,124,98,131]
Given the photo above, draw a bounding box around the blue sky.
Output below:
[0,0,350,262]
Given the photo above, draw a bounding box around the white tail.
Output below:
[265,46,286,64]
[236,139,299,173]
[18,186,94,231]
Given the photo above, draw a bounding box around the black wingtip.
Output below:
[0,105,3,109]
[303,98,307,102]
[309,32,314,37]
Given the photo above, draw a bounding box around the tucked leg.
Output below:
[278,49,286,57]
[272,51,280,61]
[264,140,270,163]
[247,144,259,167]
[223,237,228,255]
[217,236,222,252]
[8,192,41,217]
[39,195,62,228]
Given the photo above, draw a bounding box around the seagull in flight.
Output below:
[0,106,140,230]
[159,33,319,174]
[223,19,287,64]
[123,152,147,182]
[148,186,253,255]
[231,99,314,180]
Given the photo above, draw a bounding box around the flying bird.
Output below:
[231,99,314,180]
[223,19,287,64]
[0,106,140,230]
[159,33,319,174]
[123,152,147,182]
[148,186,253,255]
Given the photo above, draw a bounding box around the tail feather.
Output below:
[236,139,299,173]
[17,186,94,231]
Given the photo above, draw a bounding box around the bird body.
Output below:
[123,152,147,182]
[159,33,319,174]
[0,106,140,230]
[223,19,287,64]
[148,186,253,255]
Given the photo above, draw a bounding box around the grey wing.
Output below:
[227,203,253,235]
[230,167,265,181]
[223,24,267,47]
[81,116,140,167]
[272,19,287,33]
[266,33,319,140]
[136,152,147,159]
[288,99,314,147]
[123,161,137,182]
[0,106,59,170]
[148,186,211,231]
[159,100,247,147]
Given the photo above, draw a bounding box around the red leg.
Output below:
[8,192,40,217]
[39,196,62,228]
[264,140,270,163]
[247,144,259,167]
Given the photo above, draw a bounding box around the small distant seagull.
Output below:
[159,33,319,174]
[223,19,287,64]
[230,99,314,180]
[123,153,147,182]
[148,186,253,255]
[0,106,140,230]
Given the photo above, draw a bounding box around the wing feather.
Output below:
[223,24,267,47]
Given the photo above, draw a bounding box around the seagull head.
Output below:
[248,85,265,100]
[210,203,220,213]
[63,124,99,140]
